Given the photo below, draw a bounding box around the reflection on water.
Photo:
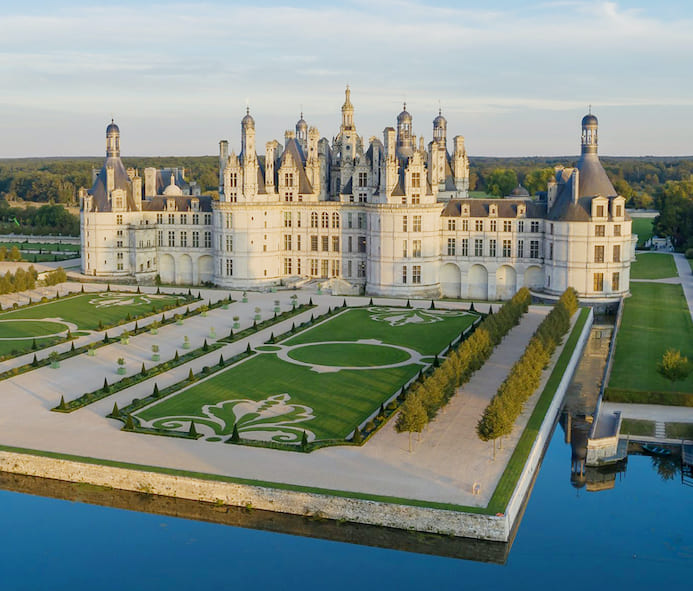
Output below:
[0,472,510,564]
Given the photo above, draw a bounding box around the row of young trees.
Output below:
[476,288,579,458]
[0,245,22,261]
[0,266,38,294]
[395,288,532,450]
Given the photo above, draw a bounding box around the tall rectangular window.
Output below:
[615,205,622,217]
[474,238,483,257]
[518,239,524,258]
[284,212,292,228]
[321,236,329,252]
[226,259,233,276]
[530,240,539,258]
[475,220,483,232]
[192,231,199,248]
[413,240,422,257]
[331,260,340,277]
[297,235,302,251]
[204,231,211,248]
[321,259,329,277]
[311,236,318,251]
[593,272,604,291]
[503,239,511,257]
[283,235,292,251]
[168,231,175,247]
[612,272,620,291]
[192,213,199,225]
[490,220,497,232]
[549,242,553,260]
[594,245,604,263]
[168,213,175,225]
[284,258,292,274]
[462,219,469,232]
[613,244,621,262]
[358,172,367,187]
[332,236,340,252]
[180,231,188,248]
[447,219,456,231]
[180,214,187,225]
[597,205,605,217]
[413,215,422,232]
[461,238,469,256]
[204,214,211,225]
[157,231,164,247]
[402,216,408,232]
[310,259,318,276]
[595,224,605,237]
[412,265,421,284]
[157,213,163,224]
[402,266,407,284]
[358,213,366,229]
[531,221,540,233]
[358,236,367,253]
[411,172,421,188]
[116,215,123,225]
[489,239,497,257]
[348,236,353,253]
[518,220,524,233]
[402,240,408,257]
[614,224,621,236]
[503,220,512,232]
[447,238,456,256]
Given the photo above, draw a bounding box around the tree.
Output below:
[522,167,554,195]
[230,423,240,442]
[189,421,198,437]
[476,397,512,460]
[112,402,120,417]
[657,348,691,381]
[395,394,427,452]
[352,426,362,444]
[102,378,110,393]
[300,430,308,450]
[486,168,518,197]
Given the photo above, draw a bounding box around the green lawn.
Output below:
[136,307,479,443]
[0,291,184,357]
[621,418,655,437]
[607,283,693,396]
[631,217,654,248]
[630,253,678,280]
[664,422,693,440]
[0,241,80,252]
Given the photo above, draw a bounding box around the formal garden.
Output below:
[128,305,482,446]
[0,290,189,358]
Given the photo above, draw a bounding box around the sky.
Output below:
[1,0,692,158]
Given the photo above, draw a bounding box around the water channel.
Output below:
[0,320,691,589]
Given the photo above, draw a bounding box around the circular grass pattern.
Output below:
[0,319,70,340]
[287,342,410,368]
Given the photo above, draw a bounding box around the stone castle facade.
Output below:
[80,89,636,300]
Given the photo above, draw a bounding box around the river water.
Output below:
[0,325,691,589]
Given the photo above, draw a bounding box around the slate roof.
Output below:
[441,199,546,218]
[87,156,136,212]
[142,195,213,212]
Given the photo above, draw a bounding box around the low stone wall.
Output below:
[504,308,594,529]
[0,449,508,541]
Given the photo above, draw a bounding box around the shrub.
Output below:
[657,349,691,382]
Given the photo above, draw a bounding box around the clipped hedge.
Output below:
[477,288,579,451]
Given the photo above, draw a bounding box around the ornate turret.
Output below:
[433,109,447,145]
[241,107,256,161]
[341,85,355,131]
[296,112,308,153]
[581,108,598,156]
[106,119,120,158]
[396,103,413,158]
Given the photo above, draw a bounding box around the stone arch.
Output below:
[496,265,517,300]
[159,254,175,285]
[440,262,462,298]
[524,265,544,290]
[468,264,488,300]
[177,254,193,285]
[198,255,214,285]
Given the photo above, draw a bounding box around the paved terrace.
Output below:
[0,284,572,509]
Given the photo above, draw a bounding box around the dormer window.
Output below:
[462,204,470,216]
[490,204,497,217]
[517,204,526,217]
[191,199,199,212]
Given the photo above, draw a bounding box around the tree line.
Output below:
[0,202,80,236]
[0,266,38,294]
[395,288,532,450]
[476,288,579,458]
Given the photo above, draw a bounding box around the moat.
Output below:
[0,320,690,589]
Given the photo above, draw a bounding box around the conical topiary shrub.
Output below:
[112,402,120,417]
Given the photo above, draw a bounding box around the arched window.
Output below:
[321,212,329,228]
[332,212,340,229]
[310,212,318,228]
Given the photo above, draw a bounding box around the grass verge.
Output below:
[621,418,655,437]
[664,422,693,440]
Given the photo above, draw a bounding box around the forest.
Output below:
[0,155,691,248]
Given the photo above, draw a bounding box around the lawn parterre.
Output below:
[629,252,678,280]
[606,282,693,400]
[0,291,187,357]
[134,306,479,444]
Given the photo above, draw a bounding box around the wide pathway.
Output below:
[673,253,693,321]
